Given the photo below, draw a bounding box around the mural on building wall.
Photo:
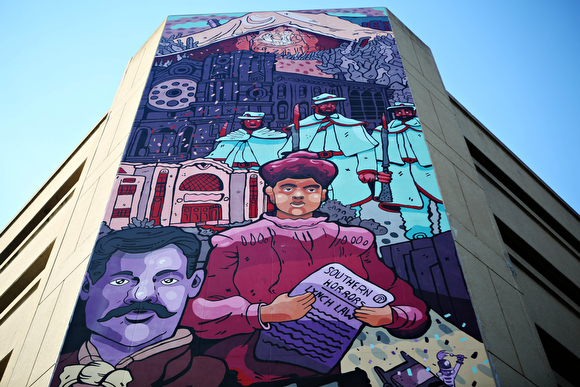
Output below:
[50,8,496,387]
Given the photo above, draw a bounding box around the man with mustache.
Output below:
[51,227,238,387]
[278,93,391,207]
[182,152,429,385]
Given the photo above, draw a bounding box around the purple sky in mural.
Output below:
[0,0,579,229]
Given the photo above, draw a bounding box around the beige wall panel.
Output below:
[27,168,96,298]
[452,107,488,144]
[82,141,123,190]
[131,24,164,86]
[397,34,450,103]
[35,23,163,334]
[489,272,555,385]
[453,219,515,286]
[431,96,475,164]
[112,134,130,158]
[453,247,520,366]
[29,368,54,387]
[2,204,73,304]
[0,115,101,240]
[422,127,460,166]
[41,173,104,301]
[46,179,98,268]
[455,168,505,250]
[0,151,86,250]
[512,264,580,355]
[423,122,481,183]
[0,233,52,296]
[43,245,91,304]
[6,285,60,386]
[78,38,160,192]
[386,13,421,74]
[480,177,580,282]
[67,124,107,189]
[122,50,146,91]
[404,65,450,117]
[108,136,130,165]
[0,19,183,387]
[489,355,538,387]
[109,23,163,107]
[409,38,447,96]
[109,88,149,151]
[404,72,445,140]
[388,8,563,385]
[426,148,476,233]
[20,23,165,387]
[123,24,162,90]
[453,103,580,236]
[78,175,120,244]
[43,164,119,297]
[111,67,142,109]
[29,262,87,385]
[0,284,43,383]
[113,58,143,107]
[87,114,118,170]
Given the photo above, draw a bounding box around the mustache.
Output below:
[97,302,176,322]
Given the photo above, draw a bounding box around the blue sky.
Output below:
[1,0,578,229]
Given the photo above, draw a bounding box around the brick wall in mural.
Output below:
[50,8,495,387]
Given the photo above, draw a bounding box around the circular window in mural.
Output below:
[148,79,196,110]
[246,87,267,99]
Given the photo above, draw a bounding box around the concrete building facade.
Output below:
[0,8,578,387]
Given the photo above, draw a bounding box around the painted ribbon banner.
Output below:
[49,7,496,387]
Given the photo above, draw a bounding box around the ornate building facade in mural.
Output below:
[105,159,269,228]
[50,8,496,387]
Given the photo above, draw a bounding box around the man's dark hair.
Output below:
[87,227,201,284]
[259,151,338,189]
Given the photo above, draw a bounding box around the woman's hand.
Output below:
[261,292,315,323]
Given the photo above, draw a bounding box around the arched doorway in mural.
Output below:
[150,170,168,225]
[249,174,259,218]
[181,203,222,223]
[179,173,224,222]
